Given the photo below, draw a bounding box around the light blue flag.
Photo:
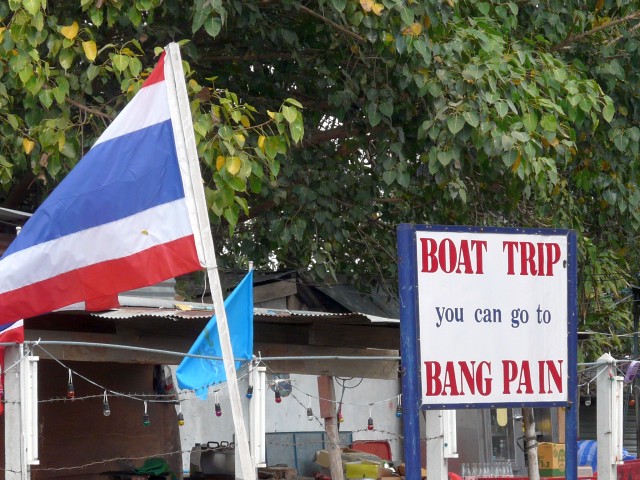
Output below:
[176,270,254,396]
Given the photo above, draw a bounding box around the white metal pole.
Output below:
[164,42,256,480]
[23,356,39,466]
[250,365,267,467]
[426,410,448,480]
[5,345,24,480]
[597,353,622,480]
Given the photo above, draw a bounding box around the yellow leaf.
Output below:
[595,0,604,11]
[360,0,374,12]
[226,156,242,175]
[371,3,384,15]
[403,23,422,37]
[234,133,245,148]
[446,0,455,7]
[511,151,521,173]
[240,115,250,128]
[216,155,225,171]
[58,135,65,151]
[0,27,5,43]
[424,15,431,29]
[23,138,35,155]
[267,110,276,120]
[82,40,97,62]
[258,135,266,151]
[60,22,79,40]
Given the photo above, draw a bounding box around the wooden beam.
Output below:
[26,330,194,364]
[253,280,297,304]
[254,343,399,379]
[254,323,309,344]
[310,323,399,349]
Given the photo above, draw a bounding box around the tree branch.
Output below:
[65,97,114,121]
[297,4,365,44]
[606,20,640,46]
[302,124,385,146]
[552,10,640,51]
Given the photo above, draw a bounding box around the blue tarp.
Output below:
[577,440,636,472]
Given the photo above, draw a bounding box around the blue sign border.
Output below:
[397,224,578,480]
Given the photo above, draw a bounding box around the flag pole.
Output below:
[164,43,256,480]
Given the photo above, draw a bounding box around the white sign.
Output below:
[416,229,569,406]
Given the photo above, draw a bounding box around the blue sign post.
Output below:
[397,224,577,480]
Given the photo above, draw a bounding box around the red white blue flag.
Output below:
[0,43,212,329]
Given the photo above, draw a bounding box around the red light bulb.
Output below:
[367,417,374,431]
[67,381,75,399]
[275,391,282,403]
[215,403,222,417]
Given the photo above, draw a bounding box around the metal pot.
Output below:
[200,441,235,476]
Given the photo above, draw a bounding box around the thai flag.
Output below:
[0,43,212,330]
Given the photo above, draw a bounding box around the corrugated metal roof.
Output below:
[90,306,214,319]
[87,305,398,325]
[254,307,398,324]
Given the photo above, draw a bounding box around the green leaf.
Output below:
[614,134,629,152]
[223,206,239,227]
[463,111,479,128]
[282,105,297,123]
[227,176,246,192]
[477,2,490,15]
[397,170,410,188]
[447,115,465,134]
[59,49,74,70]
[204,17,222,37]
[540,114,557,132]
[399,6,414,25]
[38,89,54,109]
[603,102,615,123]
[284,97,303,108]
[437,149,453,166]
[602,190,617,205]
[219,126,235,142]
[289,120,304,143]
[192,3,210,33]
[383,170,396,185]
[22,0,40,15]
[112,54,128,72]
[128,57,142,77]
[86,64,100,82]
[366,103,382,127]
[495,101,508,118]
[265,137,279,160]
[522,112,538,132]
[331,0,347,12]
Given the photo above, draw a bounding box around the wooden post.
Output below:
[318,376,343,480]
[523,408,539,480]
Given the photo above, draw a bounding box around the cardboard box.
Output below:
[538,442,566,477]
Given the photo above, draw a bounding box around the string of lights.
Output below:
[0,344,404,431]
[2,339,635,410]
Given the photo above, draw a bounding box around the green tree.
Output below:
[1,0,639,360]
